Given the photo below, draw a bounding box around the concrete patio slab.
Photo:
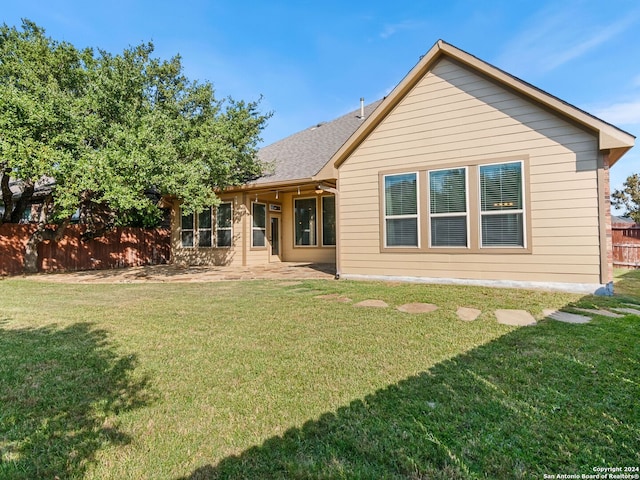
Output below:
[495,309,536,326]
[354,299,389,308]
[543,309,591,324]
[457,307,481,322]
[396,303,438,313]
[23,262,336,284]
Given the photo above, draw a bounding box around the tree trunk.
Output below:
[1,166,13,224]
[10,180,34,223]
[23,196,70,273]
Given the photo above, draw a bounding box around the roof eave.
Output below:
[330,39,635,170]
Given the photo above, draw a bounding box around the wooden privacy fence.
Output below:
[612,223,640,269]
[0,224,170,276]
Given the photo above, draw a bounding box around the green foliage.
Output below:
[0,20,270,229]
[612,173,640,223]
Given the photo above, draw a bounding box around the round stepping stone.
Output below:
[355,299,389,308]
[396,303,438,314]
[543,309,591,324]
[495,309,537,326]
[457,307,481,322]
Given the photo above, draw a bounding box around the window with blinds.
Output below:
[480,162,524,247]
[384,172,418,247]
[322,196,336,246]
[429,168,468,247]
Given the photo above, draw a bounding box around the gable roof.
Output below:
[318,39,634,177]
[254,99,383,185]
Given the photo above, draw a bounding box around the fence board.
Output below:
[0,224,170,275]
[612,223,640,269]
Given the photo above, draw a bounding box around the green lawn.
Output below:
[0,278,638,479]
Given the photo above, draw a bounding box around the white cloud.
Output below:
[379,20,424,39]
[496,4,640,77]
[593,99,640,126]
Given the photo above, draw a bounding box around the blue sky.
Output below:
[3,0,639,209]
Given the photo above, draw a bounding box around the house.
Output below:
[169,40,635,294]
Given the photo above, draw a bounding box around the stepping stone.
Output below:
[543,309,591,324]
[612,307,640,316]
[397,303,438,314]
[315,293,352,303]
[457,307,481,322]
[573,308,623,318]
[355,299,389,308]
[495,309,537,326]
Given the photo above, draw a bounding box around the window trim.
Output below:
[478,160,526,249]
[251,201,267,249]
[428,167,469,249]
[216,202,233,248]
[294,196,319,247]
[181,211,195,248]
[179,201,235,250]
[378,156,531,254]
[382,171,420,249]
[321,195,336,247]
[197,208,213,248]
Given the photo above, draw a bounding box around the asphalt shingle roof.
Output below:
[256,99,383,184]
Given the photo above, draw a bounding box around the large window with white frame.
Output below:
[479,161,524,247]
[383,172,418,247]
[216,202,233,247]
[198,209,212,247]
[295,197,317,246]
[252,202,267,247]
[181,212,195,247]
[181,202,233,248]
[322,196,336,246]
[429,167,468,247]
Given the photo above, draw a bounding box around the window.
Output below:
[295,198,317,246]
[198,209,212,247]
[429,168,468,247]
[480,162,524,247]
[322,196,336,246]
[181,212,194,247]
[216,202,232,247]
[384,173,418,247]
[252,202,266,247]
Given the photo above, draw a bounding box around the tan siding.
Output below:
[338,57,603,286]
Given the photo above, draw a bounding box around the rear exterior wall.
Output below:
[338,57,604,286]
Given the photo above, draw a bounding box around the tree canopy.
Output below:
[612,173,640,224]
[0,20,270,231]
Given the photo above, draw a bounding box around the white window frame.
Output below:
[321,195,336,247]
[383,172,420,248]
[294,197,318,247]
[478,160,526,248]
[428,167,469,249]
[251,202,267,248]
[181,211,195,248]
[215,202,233,248]
[197,208,213,248]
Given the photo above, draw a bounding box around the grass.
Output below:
[0,277,638,479]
